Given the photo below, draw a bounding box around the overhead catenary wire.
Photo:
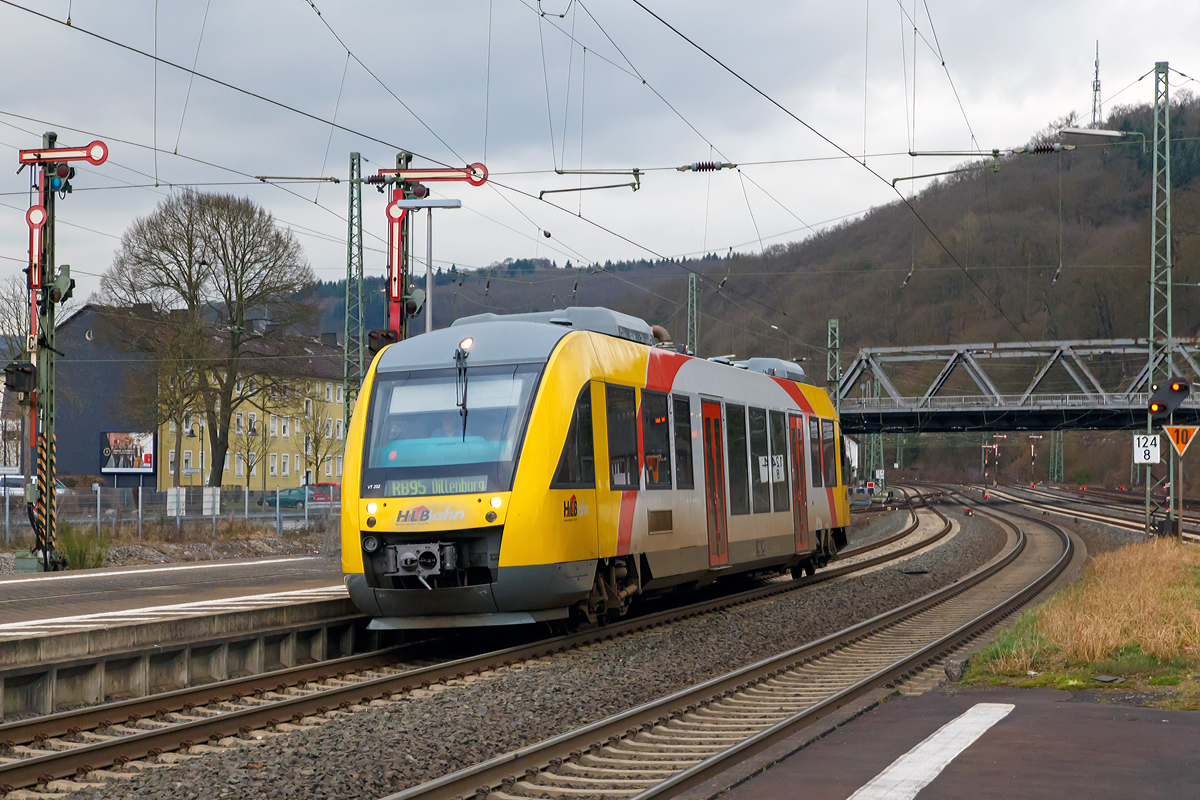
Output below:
[629,0,1031,342]
[173,0,213,154]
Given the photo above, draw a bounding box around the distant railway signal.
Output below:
[1148,377,1190,420]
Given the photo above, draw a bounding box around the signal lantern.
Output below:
[49,164,74,193]
[1148,376,1191,421]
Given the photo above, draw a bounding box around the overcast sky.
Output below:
[1,0,1198,304]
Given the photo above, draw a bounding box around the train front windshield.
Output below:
[361,364,541,498]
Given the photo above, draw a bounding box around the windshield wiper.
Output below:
[454,344,469,441]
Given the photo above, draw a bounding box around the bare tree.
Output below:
[99,191,316,487]
[299,390,338,484]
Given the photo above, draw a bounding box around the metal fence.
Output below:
[0,485,341,549]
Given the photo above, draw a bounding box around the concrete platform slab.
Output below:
[718,687,1200,800]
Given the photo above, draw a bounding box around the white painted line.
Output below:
[0,584,347,633]
[0,556,322,585]
[847,703,1014,800]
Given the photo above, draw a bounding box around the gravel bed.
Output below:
[847,508,913,548]
[65,509,1005,800]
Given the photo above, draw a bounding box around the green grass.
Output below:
[56,522,109,570]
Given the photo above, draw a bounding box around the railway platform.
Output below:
[689,686,1200,799]
[0,556,375,717]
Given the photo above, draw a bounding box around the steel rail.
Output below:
[0,495,951,792]
[380,501,1069,800]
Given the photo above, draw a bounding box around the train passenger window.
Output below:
[749,407,770,513]
[642,391,672,489]
[672,396,694,489]
[726,404,751,515]
[841,433,853,486]
[606,385,639,489]
[822,420,838,487]
[769,410,790,511]
[551,383,595,488]
[809,417,824,488]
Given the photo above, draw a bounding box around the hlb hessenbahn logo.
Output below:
[397,505,466,524]
[563,494,589,520]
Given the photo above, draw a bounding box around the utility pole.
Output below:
[1029,435,1044,483]
[1147,61,1174,536]
[343,152,365,439]
[686,274,699,355]
[12,133,103,570]
[1049,430,1064,483]
[827,319,840,416]
[1091,42,1102,128]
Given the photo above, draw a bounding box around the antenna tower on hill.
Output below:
[1091,42,1102,127]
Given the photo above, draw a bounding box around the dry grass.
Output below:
[975,539,1200,676]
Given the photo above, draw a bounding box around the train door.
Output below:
[701,400,729,566]
[789,414,810,552]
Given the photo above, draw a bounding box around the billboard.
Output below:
[100,431,154,473]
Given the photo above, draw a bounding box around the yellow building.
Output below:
[156,333,347,491]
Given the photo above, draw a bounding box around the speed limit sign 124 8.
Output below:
[1134,434,1160,465]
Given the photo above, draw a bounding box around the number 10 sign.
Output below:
[1134,434,1160,465]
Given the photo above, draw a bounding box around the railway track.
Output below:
[981,484,1200,543]
[0,492,948,796]
[381,495,1071,800]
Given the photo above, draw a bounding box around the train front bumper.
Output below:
[346,559,595,629]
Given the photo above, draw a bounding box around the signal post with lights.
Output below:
[6,133,106,570]
[1147,377,1192,537]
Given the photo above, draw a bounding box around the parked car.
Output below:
[256,483,341,509]
[0,475,66,498]
[257,487,307,509]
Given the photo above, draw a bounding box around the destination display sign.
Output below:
[385,475,489,497]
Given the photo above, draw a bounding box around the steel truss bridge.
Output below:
[838,338,1200,434]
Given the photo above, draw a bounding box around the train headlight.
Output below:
[489,496,502,509]
[367,502,378,514]
[362,535,380,553]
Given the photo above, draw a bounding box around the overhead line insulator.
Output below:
[678,161,737,172]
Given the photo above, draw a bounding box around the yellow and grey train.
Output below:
[341,307,851,629]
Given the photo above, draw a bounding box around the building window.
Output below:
[270,414,278,437]
[304,398,312,419]
[282,453,290,476]
[282,417,289,438]
[305,435,312,457]
[183,411,192,432]
[335,418,344,441]
[236,412,244,435]
[249,452,258,476]
[248,412,257,436]
[305,381,312,396]
[337,384,344,404]
[169,449,175,475]
[199,450,204,473]
[336,455,342,477]
[325,418,333,439]
[224,453,230,472]
[182,450,192,472]
[325,455,332,477]
[326,382,333,402]
[236,453,244,477]
[270,453,278,477]
[169,419,176,433]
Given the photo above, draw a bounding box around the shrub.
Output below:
[57,522,109,570]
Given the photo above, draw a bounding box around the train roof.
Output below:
[452,307,655,346]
